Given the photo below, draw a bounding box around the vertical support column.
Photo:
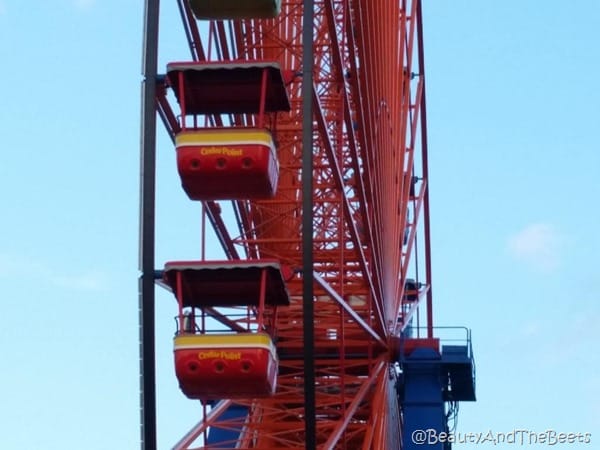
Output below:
[415,0,435,339]
[258,268,268,329]
[302,0,316,448]
[178,71,187,129]
[401,349,446,450]
[139,1,160,449]
[258,68,268,128]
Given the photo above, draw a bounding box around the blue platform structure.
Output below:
[399,329,476,449]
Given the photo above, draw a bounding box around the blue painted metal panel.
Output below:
[399,340,476,449]
[441,345,476,401]
[401,348,446,450]
[206,404,249,447]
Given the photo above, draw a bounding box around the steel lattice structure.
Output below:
[140,0,435,448]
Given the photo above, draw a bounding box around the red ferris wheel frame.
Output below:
[140,0,435,448]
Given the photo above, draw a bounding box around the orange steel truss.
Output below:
[159,0,433,448]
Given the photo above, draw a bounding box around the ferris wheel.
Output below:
[139,1,475,449]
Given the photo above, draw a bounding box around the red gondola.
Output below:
[166,61,291,200]
[161,259,291,400]
[188,0,281,20]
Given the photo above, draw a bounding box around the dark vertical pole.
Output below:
[139,1,160,449]
[302,0,316,448]
[415,0,434,339]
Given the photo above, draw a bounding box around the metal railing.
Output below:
[402,325,474,360]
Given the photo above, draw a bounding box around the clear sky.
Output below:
[0,1,598,449]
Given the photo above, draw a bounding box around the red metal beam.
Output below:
[313,85,386,336]
[172,400,234,450]
[342,1,383,296]
[177,0,206,61]
[155,82,180,139]
[322,357,386,450]
[416,0,435,338]
[314,272,386,349]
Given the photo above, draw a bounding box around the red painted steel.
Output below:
[158,0,435,447]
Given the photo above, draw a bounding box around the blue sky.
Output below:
[0,1,598,448]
